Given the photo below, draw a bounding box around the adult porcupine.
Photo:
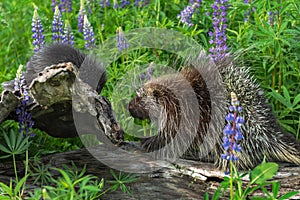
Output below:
[128,53,300,170]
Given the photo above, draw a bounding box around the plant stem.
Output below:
[12,153,18,183]
[230,161,233,199]
[21,148,29,196]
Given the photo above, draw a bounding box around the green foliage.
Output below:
[0,126,31,185]
[28,156,52,186]
[207,161,299,199]
[0,128,30,159]
[268,86,300,138]
[0,175,29,200]
[0,0,299,198]
[28,164,105,200]
[108,169,139,194]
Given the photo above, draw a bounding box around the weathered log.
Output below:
[0,144,299,199]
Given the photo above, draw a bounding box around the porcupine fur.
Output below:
[128,53,300,170]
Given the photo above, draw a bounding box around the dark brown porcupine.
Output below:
[128,53,300,170]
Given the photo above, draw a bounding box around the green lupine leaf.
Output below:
[9,130,17,151]
[282,86,291,104]
[269,91,292,108]
[250,162,278,185]
[14,130,24,150]
[0,144,11,154]
[3,133,12,152]
[278,191,299,200]
[14,174,29,196]
[292,93,300,107]
[272,181,280,197]
[275,39,281,57]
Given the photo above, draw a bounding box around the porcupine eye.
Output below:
[153,90,160,103]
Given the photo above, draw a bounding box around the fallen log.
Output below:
[0,145,299,199]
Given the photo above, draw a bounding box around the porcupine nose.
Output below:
[128,96,149,120]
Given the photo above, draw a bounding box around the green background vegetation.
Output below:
[0,0,299,199]
[0,0,299,149]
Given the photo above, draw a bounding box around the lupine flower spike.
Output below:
[60,0,72,12]
[268,11,276,27]
[134,0,142,7]
[32,8,45,52]
[140,62,155,81]
[78,0,85,33]
[14,65,35,137]
[221,92,244,174]
[243,0,256,22]
[51,0,57,12]
[83,15,96,49]
[135,0,150,7]
[52,0,72,12]
[177,0,202,27]
[113,0,119,9]
[62,20,74,46]
[116,27,130,51]
[120,0,130,8]
[209,0,229,62]
[87,0,95,13]
[100,0,111,7]
[52,6,64,42]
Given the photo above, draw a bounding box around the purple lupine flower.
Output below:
[268,11,276,26]
[52,0,72,12]
[209,0,229,62]
[177,1,202,27]
[134,0,142,7]
[134,0,150,7]
[221,92,244,173]
[87,0,96,13]
[189,0,202,4]
[52,6,64,42]
[243,0,255,22]
[62,20,74,46]
[78,0,85,33]
[60,0,72,12]
[120,0,130,8]
[83,15,96,49]
[100,0,111,7]
[116,27,130,51]
[140,62,155,81]
[140,0,150,7]
[51,0,58,12]
[113,0,119,8]
[32,9,45,52]
[14,65,35,137]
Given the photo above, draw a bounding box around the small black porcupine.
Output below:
[128,53,300,170]
[22,43,107,138]
[25,43,106,93]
